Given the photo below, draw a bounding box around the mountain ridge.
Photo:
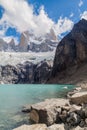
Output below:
[0,29,58,52]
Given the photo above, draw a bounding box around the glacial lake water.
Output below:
[0,84,75,130]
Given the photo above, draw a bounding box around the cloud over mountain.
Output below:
[81,11,87,20]
[0,0,74,38]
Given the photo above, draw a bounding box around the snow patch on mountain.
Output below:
[0,51,55,66]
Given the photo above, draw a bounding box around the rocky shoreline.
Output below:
[13,87,87,130]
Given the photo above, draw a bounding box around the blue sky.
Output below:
[0,0,87,43]
[28,0,84,21]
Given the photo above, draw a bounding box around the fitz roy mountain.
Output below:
[0,29,58,52]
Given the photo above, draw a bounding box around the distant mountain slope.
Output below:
[48,19,87,86]
[0,38,8,51]
[0,60,53,84]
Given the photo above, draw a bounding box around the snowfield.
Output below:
[0,51,55,66]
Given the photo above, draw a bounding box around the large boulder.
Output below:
[48,124,65,130]
[13,124,47,130]
[66,112,81,126]
[30,98,69,126]
[72,126,87,130]
[70,92,87,105]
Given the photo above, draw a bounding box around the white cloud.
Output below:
[78,0,83,7]
[33,6,54,36]
[3,36,18,44]
[0,29,5,36]
[0,0,74,38]
[54,17,74,36]
[0,0,36,33]
[80,11,87,20]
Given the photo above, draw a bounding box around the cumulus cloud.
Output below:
[33,6,54,36]
[3,36,18,44]
[54,17,74,36]
[0,0,36,32]
[80,11,87,20]
[0,0,74,38]
[78,0,83,7]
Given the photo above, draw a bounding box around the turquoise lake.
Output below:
[0,84,75,130]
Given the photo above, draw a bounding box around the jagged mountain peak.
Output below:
[22,28,58,42]
[0,28,58,52]
[72,19,87,33]
[46,29,58,41]
[9,38,15,45]
[76,18,87,26]
[18,28,58,52]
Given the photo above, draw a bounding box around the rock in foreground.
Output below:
[13,124,66,130]
[72,126,87,130]
[48,124,65,130]
[30,98,69,126]
[20,89,87,130]
[13,124,47,130]
[70,92,87,105]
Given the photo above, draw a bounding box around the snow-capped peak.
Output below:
[21,28,58,45]
[0,28,59,52]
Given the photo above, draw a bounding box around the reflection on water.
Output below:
[0,84,75,130]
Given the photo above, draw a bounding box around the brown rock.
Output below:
[30,98,69,126]
[67,112,81,126]
[69,105,81,113]
[48,124,65,130]
[85,118,87,125]
[13,124,47,130]
[70,92,87,105]
[22,105,31,113]
[72,126,87,130]
[62,106,71,111]
[79,119,85,127]
[59,110,67,122]
[84,107,87,118]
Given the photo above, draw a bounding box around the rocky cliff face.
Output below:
[49,19,87,85]
[18,29,58,52]
[0,60,52,84]
[8,39,17,51]
[18,32,29,52]
[34,60,53,83]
